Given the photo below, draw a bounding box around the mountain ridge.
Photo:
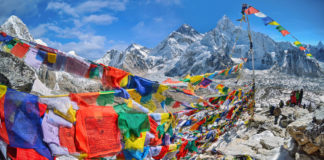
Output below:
[1,15,323,77]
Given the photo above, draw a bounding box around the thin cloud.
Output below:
[83,14,118,25]
[46,0,128,17]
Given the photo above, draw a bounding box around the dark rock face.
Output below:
[0,51,35,92]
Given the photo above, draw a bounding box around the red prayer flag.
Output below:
[172,101,181,108]
[7,146,48,160]
[0,93,9,144]
[299,46,306,51]
[102,66,129,88]
[244,6,259,15]
[10,43,30,58]
[75,106,121,158]
[280,30,290,36]
[59,126,77,153]
[153,145,169,160]
[38,103,47,117]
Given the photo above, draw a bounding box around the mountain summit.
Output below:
[0,15,33,41]
[176,24,201,37]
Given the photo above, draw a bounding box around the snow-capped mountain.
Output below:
[97,15,323,77]
[0,15,33,42]
[0,15,323,78]
[96,44,152,75]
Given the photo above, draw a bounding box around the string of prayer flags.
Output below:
[242,4,312,57]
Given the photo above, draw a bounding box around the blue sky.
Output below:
[0,0,323,59]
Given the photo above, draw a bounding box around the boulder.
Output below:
[0,51,35,92]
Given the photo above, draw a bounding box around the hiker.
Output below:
[279,100,284,108]
[290,91,297,106]
[269,105,275,115]
[273,107,281,125]
[298,89,304,106]
[303,104,306,109]
[295,90,300,106]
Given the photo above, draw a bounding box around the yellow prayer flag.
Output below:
[306,53,313,57]
[268,21,280,25]
[129,90,142,103]
[124,99,133,108]
[161,113,171,124]
[120,75,129,87]
[239,63,243,69]
[124,132,147,151]
[0,85,7,98]
[47,52,57,63]
[293,41,301,46]
[142,100,156,112]
[184,74,191,79]
[53,105,77,123]
[189,75,204,83]
[168,144,178,152]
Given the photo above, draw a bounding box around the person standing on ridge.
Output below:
[299,89,304,106]
[295,90,300,107]
[279,100,284,108]
[273,107,281,125]
[290,91,297,106]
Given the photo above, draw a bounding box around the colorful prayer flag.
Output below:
[254,12,267,18]
[280,30,290,36]
[245,6,259,15]
[293,41,302,47]
[268,21,280,25]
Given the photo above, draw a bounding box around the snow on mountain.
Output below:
[0,15,33,41]
[96,15,323,77]
[0,14,322,78]
[96,44,152,75]
[35,39,48,46]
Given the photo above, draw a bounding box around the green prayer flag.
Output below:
[157,123,165,138]
[118,112,150,138]
[113,103,134,114]
[165,97,174,105]
[97,92,114,106]
[276,26,285,32]
[167,124,173,136]
[185,141,198,153]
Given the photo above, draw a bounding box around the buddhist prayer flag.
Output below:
[245,6,259,15]
[268,21,280,25]
[293,41,302,47]
[254,12,267,18]
[47,52,57,63]
[280,30,290,36]
[0,87,52,160]
[10,42,30,58]
[299,46,306,51]
[75,106,121,158]
[262,17,274,25]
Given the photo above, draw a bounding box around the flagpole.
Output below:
[244,4,255,118]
